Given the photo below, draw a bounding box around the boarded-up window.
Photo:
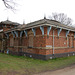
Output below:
[67,36,70,47]
[10,38,14,46]
[29,36,33,47]
[71,36,74,47]
[14,38,18,46]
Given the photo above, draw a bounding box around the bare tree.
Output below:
[49,13,72,25]
[2,0,17,11]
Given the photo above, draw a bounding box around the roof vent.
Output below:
[7,17,9,21]
[23,19,25,25]
[44,14,46,19]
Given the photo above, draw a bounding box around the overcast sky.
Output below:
[0,0,75,25]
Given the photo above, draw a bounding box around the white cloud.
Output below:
[0,0,75,26]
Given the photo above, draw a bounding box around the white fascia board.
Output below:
[46,24,75,32]
[22,24,72,32]
[5,23,75,33]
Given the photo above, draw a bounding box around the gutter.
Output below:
[4,23,75,33]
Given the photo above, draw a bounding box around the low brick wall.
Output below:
[9,50,75,60]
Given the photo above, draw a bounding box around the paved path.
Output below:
[34,65,75,75]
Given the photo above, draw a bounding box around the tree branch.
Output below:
[49,13,73,26]
[2,0,17,11]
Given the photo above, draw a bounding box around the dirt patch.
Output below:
[0,72,2,75]
[7,70,19,75]
[34,65,75,75]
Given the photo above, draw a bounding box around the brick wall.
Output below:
[3,25,14,32]
[7,26,75,57]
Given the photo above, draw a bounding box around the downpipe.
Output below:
[53,30,54,55]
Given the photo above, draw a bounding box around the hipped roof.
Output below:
[4,18,75,33]
[0,20,20,25]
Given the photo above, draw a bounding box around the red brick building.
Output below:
[4,18,75,60]
[0,19,20,52]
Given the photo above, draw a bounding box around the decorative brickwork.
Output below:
[3,19,75,60]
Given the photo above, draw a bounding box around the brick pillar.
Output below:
[74,38,75,47]
[18,37,23,54]
[7,39,10,47]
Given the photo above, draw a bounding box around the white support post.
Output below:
[32,28,36,36]
[14,31,18,38]
[47,26,52,36]
[57,28,62,37]
[74,32,75,39]
[40,26,44,36]
[5,33,9,39]
[20,31,23,38]
[24,30,27,37]
[66,30,70,37]
[11,31,15,38]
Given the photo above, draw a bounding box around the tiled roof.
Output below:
[0,20,20,25]
[18,18,75,31]
[4,18,75,33]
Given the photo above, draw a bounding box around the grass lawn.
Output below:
[0,53,75,75]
